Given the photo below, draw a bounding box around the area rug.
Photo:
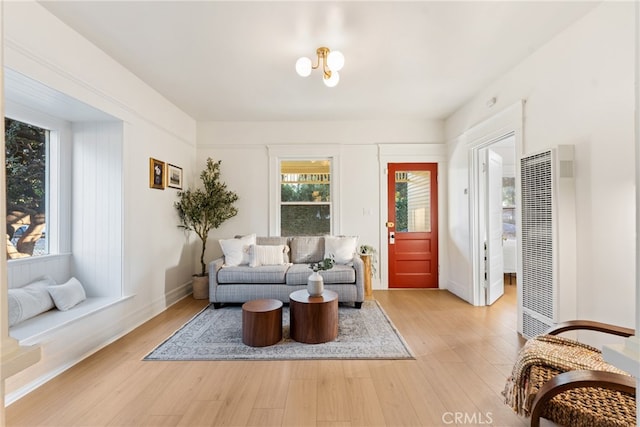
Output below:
[144,300,414,361]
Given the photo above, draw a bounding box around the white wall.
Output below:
[445,3,635,335]
[72,122,123,298]
[197,120,445,290]
[3,1,197,401]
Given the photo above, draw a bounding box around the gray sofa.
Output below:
[208,236,364,308]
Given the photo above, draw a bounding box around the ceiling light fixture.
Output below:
[296,47,344,88]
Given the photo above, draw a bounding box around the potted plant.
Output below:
[175,158,239,299]
[359,244,377,276]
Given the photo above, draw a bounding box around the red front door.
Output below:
[387,163,438,288]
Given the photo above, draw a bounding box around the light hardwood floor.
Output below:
[7,284,529,426]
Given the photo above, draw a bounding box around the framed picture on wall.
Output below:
[167,164,183,190]
[149,157,165,189]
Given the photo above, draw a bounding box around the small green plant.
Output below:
[175,158,239,277]
[358,244,378,278]
[309,257,335,272]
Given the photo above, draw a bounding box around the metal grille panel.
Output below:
[522,311,553,339]
[520,150,555,337]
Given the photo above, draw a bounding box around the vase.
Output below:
[307,271,324,297]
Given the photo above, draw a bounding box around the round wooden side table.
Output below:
[289,289,338,344]
[242,299,283,347]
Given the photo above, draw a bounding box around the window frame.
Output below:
[280,159,332,237]
[268,145,341,237]
[5,101,72,261]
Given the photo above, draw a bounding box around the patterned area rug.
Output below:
[144,300,414,361]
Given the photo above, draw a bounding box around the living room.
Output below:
[1,1,638,425]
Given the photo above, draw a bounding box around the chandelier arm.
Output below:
[311,55,321,70]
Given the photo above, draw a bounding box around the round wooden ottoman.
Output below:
[242,299,283,347]
[289,289,338,344]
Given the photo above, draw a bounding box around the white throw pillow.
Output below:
[249,244,288,267]
[324,235,358,264]
[8,276,56,326]
[219,234,256,266]
[48,277,87,311]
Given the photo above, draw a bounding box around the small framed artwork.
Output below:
[167,164,183,190]
[149,157,165,189]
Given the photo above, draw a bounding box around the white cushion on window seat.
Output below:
[8,276,56,327]
[47,277,87,311]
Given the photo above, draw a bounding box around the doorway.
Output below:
[473,134,517,306]
[386,163,438,288]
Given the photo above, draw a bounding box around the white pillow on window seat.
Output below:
[8,276,56,326]
[47,277,87,311]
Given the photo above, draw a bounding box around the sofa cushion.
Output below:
[324,235,358,264]
[218,265,289,284]
[249,244,288,267]
[290,236,324,263]
[219,234,256,266]
[285,263,356,285]
[8,276,56,326]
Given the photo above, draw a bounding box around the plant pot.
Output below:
[192,274,209,300]
[307,271,324,297]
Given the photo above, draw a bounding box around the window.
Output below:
[280,159,332,236]
[502,176,516,239]
[394,170,431,233]
[5,117,49,258]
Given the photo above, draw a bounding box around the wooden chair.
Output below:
[505,320,636,427]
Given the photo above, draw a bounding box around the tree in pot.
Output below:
[175,158,238,299]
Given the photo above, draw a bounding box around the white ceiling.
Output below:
[40,1,600,122]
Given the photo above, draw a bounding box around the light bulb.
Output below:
[326,50,344,71]
[295,57,312,77]
[324,71,340,87]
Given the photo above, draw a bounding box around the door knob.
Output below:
[385,221,394,228]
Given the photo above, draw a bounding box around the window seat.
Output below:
[10,296,132,344]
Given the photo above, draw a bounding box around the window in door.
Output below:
[5,117,50,258]
[395,171,431,233]
[502,176,516,239]
[280,159,332,236]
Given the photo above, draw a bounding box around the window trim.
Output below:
[5,101,72,259]
[268,145,341,236]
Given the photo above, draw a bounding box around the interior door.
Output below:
[387,163,438,288]
[485,149,504,304]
